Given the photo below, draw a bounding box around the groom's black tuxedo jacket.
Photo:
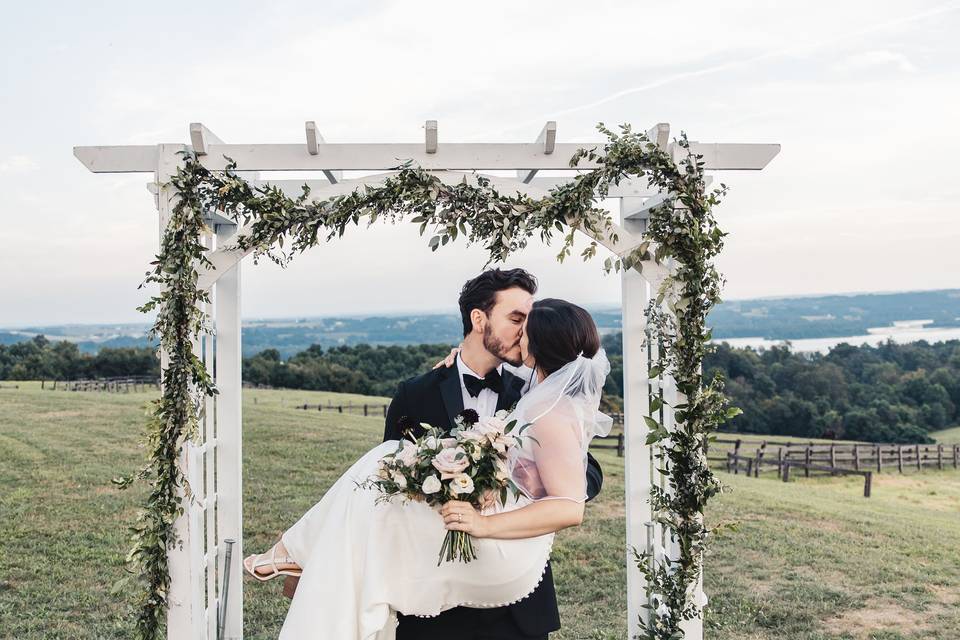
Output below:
[383,364,604,639]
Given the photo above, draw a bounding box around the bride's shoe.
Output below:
[243,544,303,582]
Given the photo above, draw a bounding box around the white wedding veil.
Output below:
[505,347,613,503]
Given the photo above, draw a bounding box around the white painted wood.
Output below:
[646,122,670,151]
[73,144,158,172]
[214,223,244,640]
[621,213,664,639]
[190,123,224,156]
[305,121,342,184]
[425,120,438,154]
[518,120,557,183]
[201,239,218,640]
[157,144,206,640]
[73,141,779,172]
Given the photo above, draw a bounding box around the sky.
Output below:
[1,0,958,327]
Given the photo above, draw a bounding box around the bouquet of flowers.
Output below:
[359,408,534,564]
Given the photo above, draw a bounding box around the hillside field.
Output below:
[1,382,958,639]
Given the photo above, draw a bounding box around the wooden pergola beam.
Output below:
[305,121,342,184]
[73,141,780,173]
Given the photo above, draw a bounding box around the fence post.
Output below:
[617,433,625,457]
[777,447,784,479]
[898,445,903,473]
[726,452,732,474]
[805,447,811,478]
[954,444,959,469]
[782,462,791,483]
[41,380,45,389]
[864,471,872,498]
[876,444,882,473]
[746,458,753,477]
[830,443,836,470]
[853,444,860,472]
[338,405,343,413]
[917,445,922,472]
[364,404,369,417]
[937,444,944,470]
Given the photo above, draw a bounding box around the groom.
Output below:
[383,267,604,640]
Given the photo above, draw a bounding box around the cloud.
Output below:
[0,155,38,172]
[834,50,918,73]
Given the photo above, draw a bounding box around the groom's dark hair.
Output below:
[458,268,538,337]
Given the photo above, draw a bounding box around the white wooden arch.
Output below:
[74,121,778,640]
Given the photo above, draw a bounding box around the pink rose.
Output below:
[432,447,470,479]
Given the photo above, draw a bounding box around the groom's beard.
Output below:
[483,325,522,367]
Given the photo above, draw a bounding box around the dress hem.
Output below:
[409,536,555,618]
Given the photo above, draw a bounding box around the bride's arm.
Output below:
[442,412,586,540]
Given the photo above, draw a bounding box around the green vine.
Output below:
[113,123,733,639]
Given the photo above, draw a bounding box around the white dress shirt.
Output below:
[456,354,504,418]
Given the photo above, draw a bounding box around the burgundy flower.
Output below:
[456,409,480,426]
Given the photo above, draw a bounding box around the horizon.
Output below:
[2,285,958,331]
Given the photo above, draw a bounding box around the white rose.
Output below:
[422,475,442,495]
[432,446,470,479]
[423,436,439,450]
[391,471,407,489]
[495,458,510,482]
[376,460,391,480]
[440,437,458,449]
[449,473,475,496]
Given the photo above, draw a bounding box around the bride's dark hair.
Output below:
[526,298,600,376]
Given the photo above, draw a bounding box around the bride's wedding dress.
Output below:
[277,350,612,640]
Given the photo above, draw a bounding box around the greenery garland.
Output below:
[112,123,734,640]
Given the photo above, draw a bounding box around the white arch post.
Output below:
[75,121,778,640]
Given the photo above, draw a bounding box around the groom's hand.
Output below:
[432,345,462,370]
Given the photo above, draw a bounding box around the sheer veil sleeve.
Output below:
[506,348,613,504]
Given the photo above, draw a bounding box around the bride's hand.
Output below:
[432,345,462,370]
[440,500,489,537]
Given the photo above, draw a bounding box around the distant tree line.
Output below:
[5,333,959,444]
[0,335,159,380]
[602,335,959,444]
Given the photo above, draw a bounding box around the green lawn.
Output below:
[932,426,960,445]
[1,382,958,639]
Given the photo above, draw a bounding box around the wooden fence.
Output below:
[713,438,959,475]
[42,376,160,393]
[297,402,390,417]
[725,451,874,497]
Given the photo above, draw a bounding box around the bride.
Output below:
[243,299,612,639]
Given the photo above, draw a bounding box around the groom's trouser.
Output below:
[396,607,549,640]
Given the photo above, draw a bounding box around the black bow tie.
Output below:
[463,369,504,397]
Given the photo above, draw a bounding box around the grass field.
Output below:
[932,426,960,445]
[2,381,959,639]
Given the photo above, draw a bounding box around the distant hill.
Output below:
[3,289,959,359]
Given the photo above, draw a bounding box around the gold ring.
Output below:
[458,513,462,523]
